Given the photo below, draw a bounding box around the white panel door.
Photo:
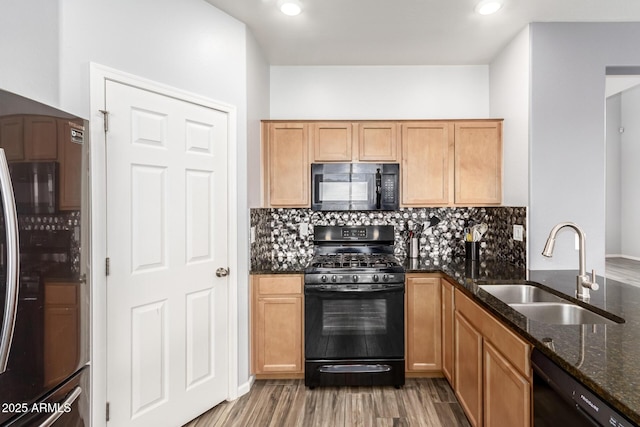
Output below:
[105,80,229,426]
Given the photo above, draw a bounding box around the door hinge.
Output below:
[106,257,110,276]
[99,109,109,132]
[106,402,110,422]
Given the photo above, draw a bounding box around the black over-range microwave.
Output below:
[8,161,58,214]
[311,163,399,211]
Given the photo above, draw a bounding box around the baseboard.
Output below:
[236,375,254,398]
[606,254,640,262]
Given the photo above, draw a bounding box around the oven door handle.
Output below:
[305,285,404,294]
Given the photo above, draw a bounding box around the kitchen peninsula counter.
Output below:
[404,257,640,426]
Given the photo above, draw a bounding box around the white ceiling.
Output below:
[205,0,640,65]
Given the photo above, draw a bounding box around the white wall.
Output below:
[529,23,640,271]
[606,94,622,256]
[489,26,530,208]
[270,65,490,119]
[620,85,640,259]
[0,0,60,106]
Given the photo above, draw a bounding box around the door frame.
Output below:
[89,63,239,427]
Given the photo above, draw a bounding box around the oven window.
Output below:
[322,299,387,335]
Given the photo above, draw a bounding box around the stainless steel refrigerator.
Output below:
[0,89,90,426]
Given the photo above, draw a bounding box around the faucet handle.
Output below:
[589,269,599,291]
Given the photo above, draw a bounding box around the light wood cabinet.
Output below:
[312,122,353,162]
[251,274,304,377]
[484,341,531,427]
[57,119,84,210]
[454,310,484,427]
[441,279,455,385]
[405,274,442,373]
[44,281,79,387]
[454,121,502,205]
[401,121,453,206]
[401,119,502,206]
[454,289,532,427]
[357,122,399,161]
[263,122,310,207]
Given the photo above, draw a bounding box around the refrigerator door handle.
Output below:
[38,386,82,427]
[0,148,20,374]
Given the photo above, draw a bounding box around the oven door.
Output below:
[304,284,404,360]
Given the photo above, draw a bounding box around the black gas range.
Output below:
[304,225,405,388]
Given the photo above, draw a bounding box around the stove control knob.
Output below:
[383,274,389,282]
[321,275,327,283]
[331,275,338,283]
[352,275,359,282]
[373,274,379,282]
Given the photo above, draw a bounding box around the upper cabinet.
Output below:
[357,122,399,162]
[263,122,310,207]
[310,121,399,162]
[312,122,353,162]
[454,121,502,205]
[262,119,502,208]
[401,121,453,206]
[401,119,503,206]
[57,119,84,210]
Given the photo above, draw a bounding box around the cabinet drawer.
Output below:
[45,283,78,305]
[455,289,530,378]
[256,275,303,295]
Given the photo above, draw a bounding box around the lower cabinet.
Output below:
[405,274,442,373]
[251,274,304,377]
[454,289,532,427]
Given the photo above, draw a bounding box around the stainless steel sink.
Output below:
[479,284,564,303]
[509,302,619,325]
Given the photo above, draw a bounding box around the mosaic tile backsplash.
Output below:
[250,207,527,272]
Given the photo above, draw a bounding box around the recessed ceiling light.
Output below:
[278,0,302,16]
[475,0,502,15]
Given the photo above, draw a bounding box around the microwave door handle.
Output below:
[0,149,20,374]
[375,168,382,209]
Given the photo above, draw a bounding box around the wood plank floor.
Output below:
[605,257,640,287]
[183,378,470,427]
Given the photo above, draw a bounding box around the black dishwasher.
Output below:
[532,348,638,427]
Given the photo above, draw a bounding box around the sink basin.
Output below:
[509,302,620,325]
[479,284,565,303]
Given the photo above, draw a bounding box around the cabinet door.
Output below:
[357,122,398,161]
[312,122,353,161]
[251,275,304,376]
[455,311,483,427]
[255,296,303,374]
[24,115,58,160]
[58,119,84,210]
[405,275,442,372]
[401,122,453,206]
[454,121,502,205]
[264,122,309,207]
[0,116,25,160]
[441,279,455,385]
[484,342,531,427]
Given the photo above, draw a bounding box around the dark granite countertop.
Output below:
[250,257,640,424]
[406,257,640,426]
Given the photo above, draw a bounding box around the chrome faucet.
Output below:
[542,222,599,300]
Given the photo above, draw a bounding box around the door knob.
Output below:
[216,267,229,277]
